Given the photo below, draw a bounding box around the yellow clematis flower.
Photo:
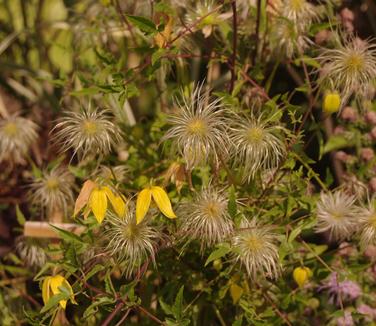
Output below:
[293,266,312,288]
[323,92,341,114]
[74,180,127,224]
[136,186,176,224]
[42,275,75,309]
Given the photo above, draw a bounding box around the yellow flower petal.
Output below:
[103,187,127,217]
[230,283,244,304]
[323,92,341,114]
[49,275,74,309]
[42,276,52,305]
[151,186,176,219]
[90,187,108,224]
[136,188,152,224]
[293,266,311,288]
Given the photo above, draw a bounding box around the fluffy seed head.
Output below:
[271,18,311,58]
[0,114,38,164]
[229,114,285,182]
[162,84,230,169]
[15,237,47,269]
[97,165,128,183]
[178,188,234,250]
[358,204,376,248]
[29,166,74,215]
[317,36,376,105]
[53,108,121,160]
[315,190,360,241]
[103,209,160,278]
[280,0,320,29]
[232,218,280,279]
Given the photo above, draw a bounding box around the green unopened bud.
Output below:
[323,92,341,113]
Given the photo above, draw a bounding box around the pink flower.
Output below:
[369,177,376,192]
[341,107,357,122]
[340,8,354,22]
[357,304,376,321]
[335,151,350,163]
[365,111,376,125]
[370,127,376,140]
[334,126,346,135]
[315,30,332,45]
[360,148,374,161]
[337,311,353,326]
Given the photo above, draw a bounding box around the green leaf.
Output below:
[227,186,237,218]
[126,15,157,34]
[321,135,354,156]
[159,299,174,316]
[40,292,69,313]
[84,264,105,281]
[83,296,115,319]
[49,224,85,244]
[205,244,231,267]
[172,286,184,320]
[15,205,26,226]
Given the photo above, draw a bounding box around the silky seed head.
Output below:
[103,209,160,278]
[29,166,74,216]
[315,190,360,241]
[232,218,280,279]
[178,188,234,250]
[53,108,121,160]
[162,83,231,169]
[359,205,376,248]
[230,114,286,183]
[317,36,376,106]
[0,114,38,164]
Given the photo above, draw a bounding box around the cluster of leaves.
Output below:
[0,0,376,326]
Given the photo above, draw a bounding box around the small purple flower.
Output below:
[319,273,361,306]
[357,304,376,321]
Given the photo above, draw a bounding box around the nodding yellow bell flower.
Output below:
[136,186,176,224]
[293,266,312,288]
[42,275,75,309]
[323,92,341,114]
[74,180,127,224]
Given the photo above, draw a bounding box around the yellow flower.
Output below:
[293,266,312,288]
[74,180,127,224]
[136,186,176,224]
[42,275,75,309]
[323,92,341,114]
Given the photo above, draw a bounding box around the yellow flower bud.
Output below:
[323,92,341,113]
[293,266,312,288]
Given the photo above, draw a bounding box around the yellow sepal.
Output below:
[151,186,176,219]
[323,92,341,114]
[90,187,108,224]
[42,276,52,306]
[293,266,311,288]
[103,187,127,217]
[136,188,152,224]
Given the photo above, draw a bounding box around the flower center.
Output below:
[369,214,376,228]
[123,223,139,240]
[187,119,207,136]
[46,177,59,190]
[246,234,263,252]
[290,0,304,12]
[345,53,364,73]
[82,120,98,135]
[246,126,264,144]
[330,211,343,220]
[3,122,18,136]
[203,201,221,218]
